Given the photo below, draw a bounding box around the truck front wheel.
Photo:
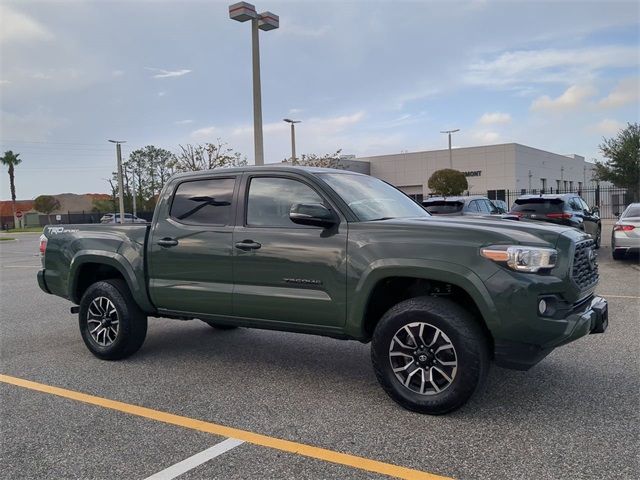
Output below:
[79,279,147,360]
[371,296,489,414]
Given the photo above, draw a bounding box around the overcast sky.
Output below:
[0,0,638,200]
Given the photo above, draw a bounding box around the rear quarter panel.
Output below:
[42,224,152,311]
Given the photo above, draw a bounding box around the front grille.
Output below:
[572,239,599,290]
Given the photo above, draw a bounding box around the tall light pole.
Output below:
[440,129,460,168]
[130,165,137,218]
[229,2,279,166]
[283,118,301,163]
[108,140,126,224]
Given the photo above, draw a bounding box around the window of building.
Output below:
[556,180,561,192]
[170,178,235,225]
[569,181,574,191]
[578,181,583,192]
[246,177,324,227]
[540,178,547,193]
[564,180,568,191]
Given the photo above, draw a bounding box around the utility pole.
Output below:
[108,140,126,224]
[440,129,460,168]
[130,166,137,218]
[229,2,279,166]
[283,118,301,163]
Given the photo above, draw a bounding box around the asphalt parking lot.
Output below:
[1,233,639,479]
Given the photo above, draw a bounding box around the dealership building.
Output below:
[341,143,598,203]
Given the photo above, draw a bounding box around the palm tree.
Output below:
[1,150,22,227]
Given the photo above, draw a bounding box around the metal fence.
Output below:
[1,211,155,230]
[482,186,631,219]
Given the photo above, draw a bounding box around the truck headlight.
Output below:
[480,245,557,273]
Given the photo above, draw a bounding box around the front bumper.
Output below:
[495,296,608,370]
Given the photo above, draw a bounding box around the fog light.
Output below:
[538,299,547,315]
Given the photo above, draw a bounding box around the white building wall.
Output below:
[362,144,518,195]
[357,143,597,197]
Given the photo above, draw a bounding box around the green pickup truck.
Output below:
[37,166,608,414]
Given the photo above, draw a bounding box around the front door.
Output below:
[232,174,348,327]
[148,175,238,316]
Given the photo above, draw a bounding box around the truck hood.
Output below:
[373,215,589,248]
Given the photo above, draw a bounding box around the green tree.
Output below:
[428,169,468,196]
[289,149,343,169]
[593,122,640,202]
[0,150,22,225]
[124,145,176,211]
[34,195,61,223]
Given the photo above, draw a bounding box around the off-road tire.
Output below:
[79,279,147,360]
[371,296,489,415]
[594,227,601,249]
[201,320,238,330]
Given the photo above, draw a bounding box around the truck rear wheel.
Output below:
[371,296,489,415]
[79,279,147,360]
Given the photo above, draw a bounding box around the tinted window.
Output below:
[423,201,463,214]
[170,178,235,225]
[568,198,582,212]
[468,201,481,213]
[247,177,324,227]
[578,198,591,212]
[511,198,564,214]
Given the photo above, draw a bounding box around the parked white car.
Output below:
[612,203,640,260]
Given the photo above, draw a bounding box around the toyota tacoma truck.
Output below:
[37,167,608,414]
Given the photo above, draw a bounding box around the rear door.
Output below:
[148,175,238,315]
[232,173,348,327]
[577,197,599,236]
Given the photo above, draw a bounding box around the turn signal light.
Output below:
[614,225,635,231]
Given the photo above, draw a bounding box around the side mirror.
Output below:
[289,203,337,228]
[592,207,600,216]
[614,211,620,218]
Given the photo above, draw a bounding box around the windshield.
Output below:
[423,201,463,214]
[319,173,429,221]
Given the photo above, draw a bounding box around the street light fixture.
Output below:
[229,2,279,166]
[108,139,126,224]
[440,129,460,169]
[283,118,301,163]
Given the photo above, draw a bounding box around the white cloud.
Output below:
[190,126,218,140]
[0,79,11,86]
[472,131,501,144]
[111,70,125,77]
[599,78,639,108]
[277,20,330,38]
[478,112,511,125]
[157,91,166,97]
[394,87,440,109]
[466,46,639,87]
[0,5,52,44]
[31,72,53,80]
[531,85,597,111]
[174,119,194,125]
[589,119,625,135]
[146,67,192,79]
[288,108,303,115]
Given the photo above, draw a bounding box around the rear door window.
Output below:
[170,177,236,225]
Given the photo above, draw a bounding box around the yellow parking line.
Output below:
[0,374,451,480]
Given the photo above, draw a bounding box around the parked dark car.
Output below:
[422,196,502,216]
[509,194,601,248]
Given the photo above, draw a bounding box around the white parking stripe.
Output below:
[143,438,244,480]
